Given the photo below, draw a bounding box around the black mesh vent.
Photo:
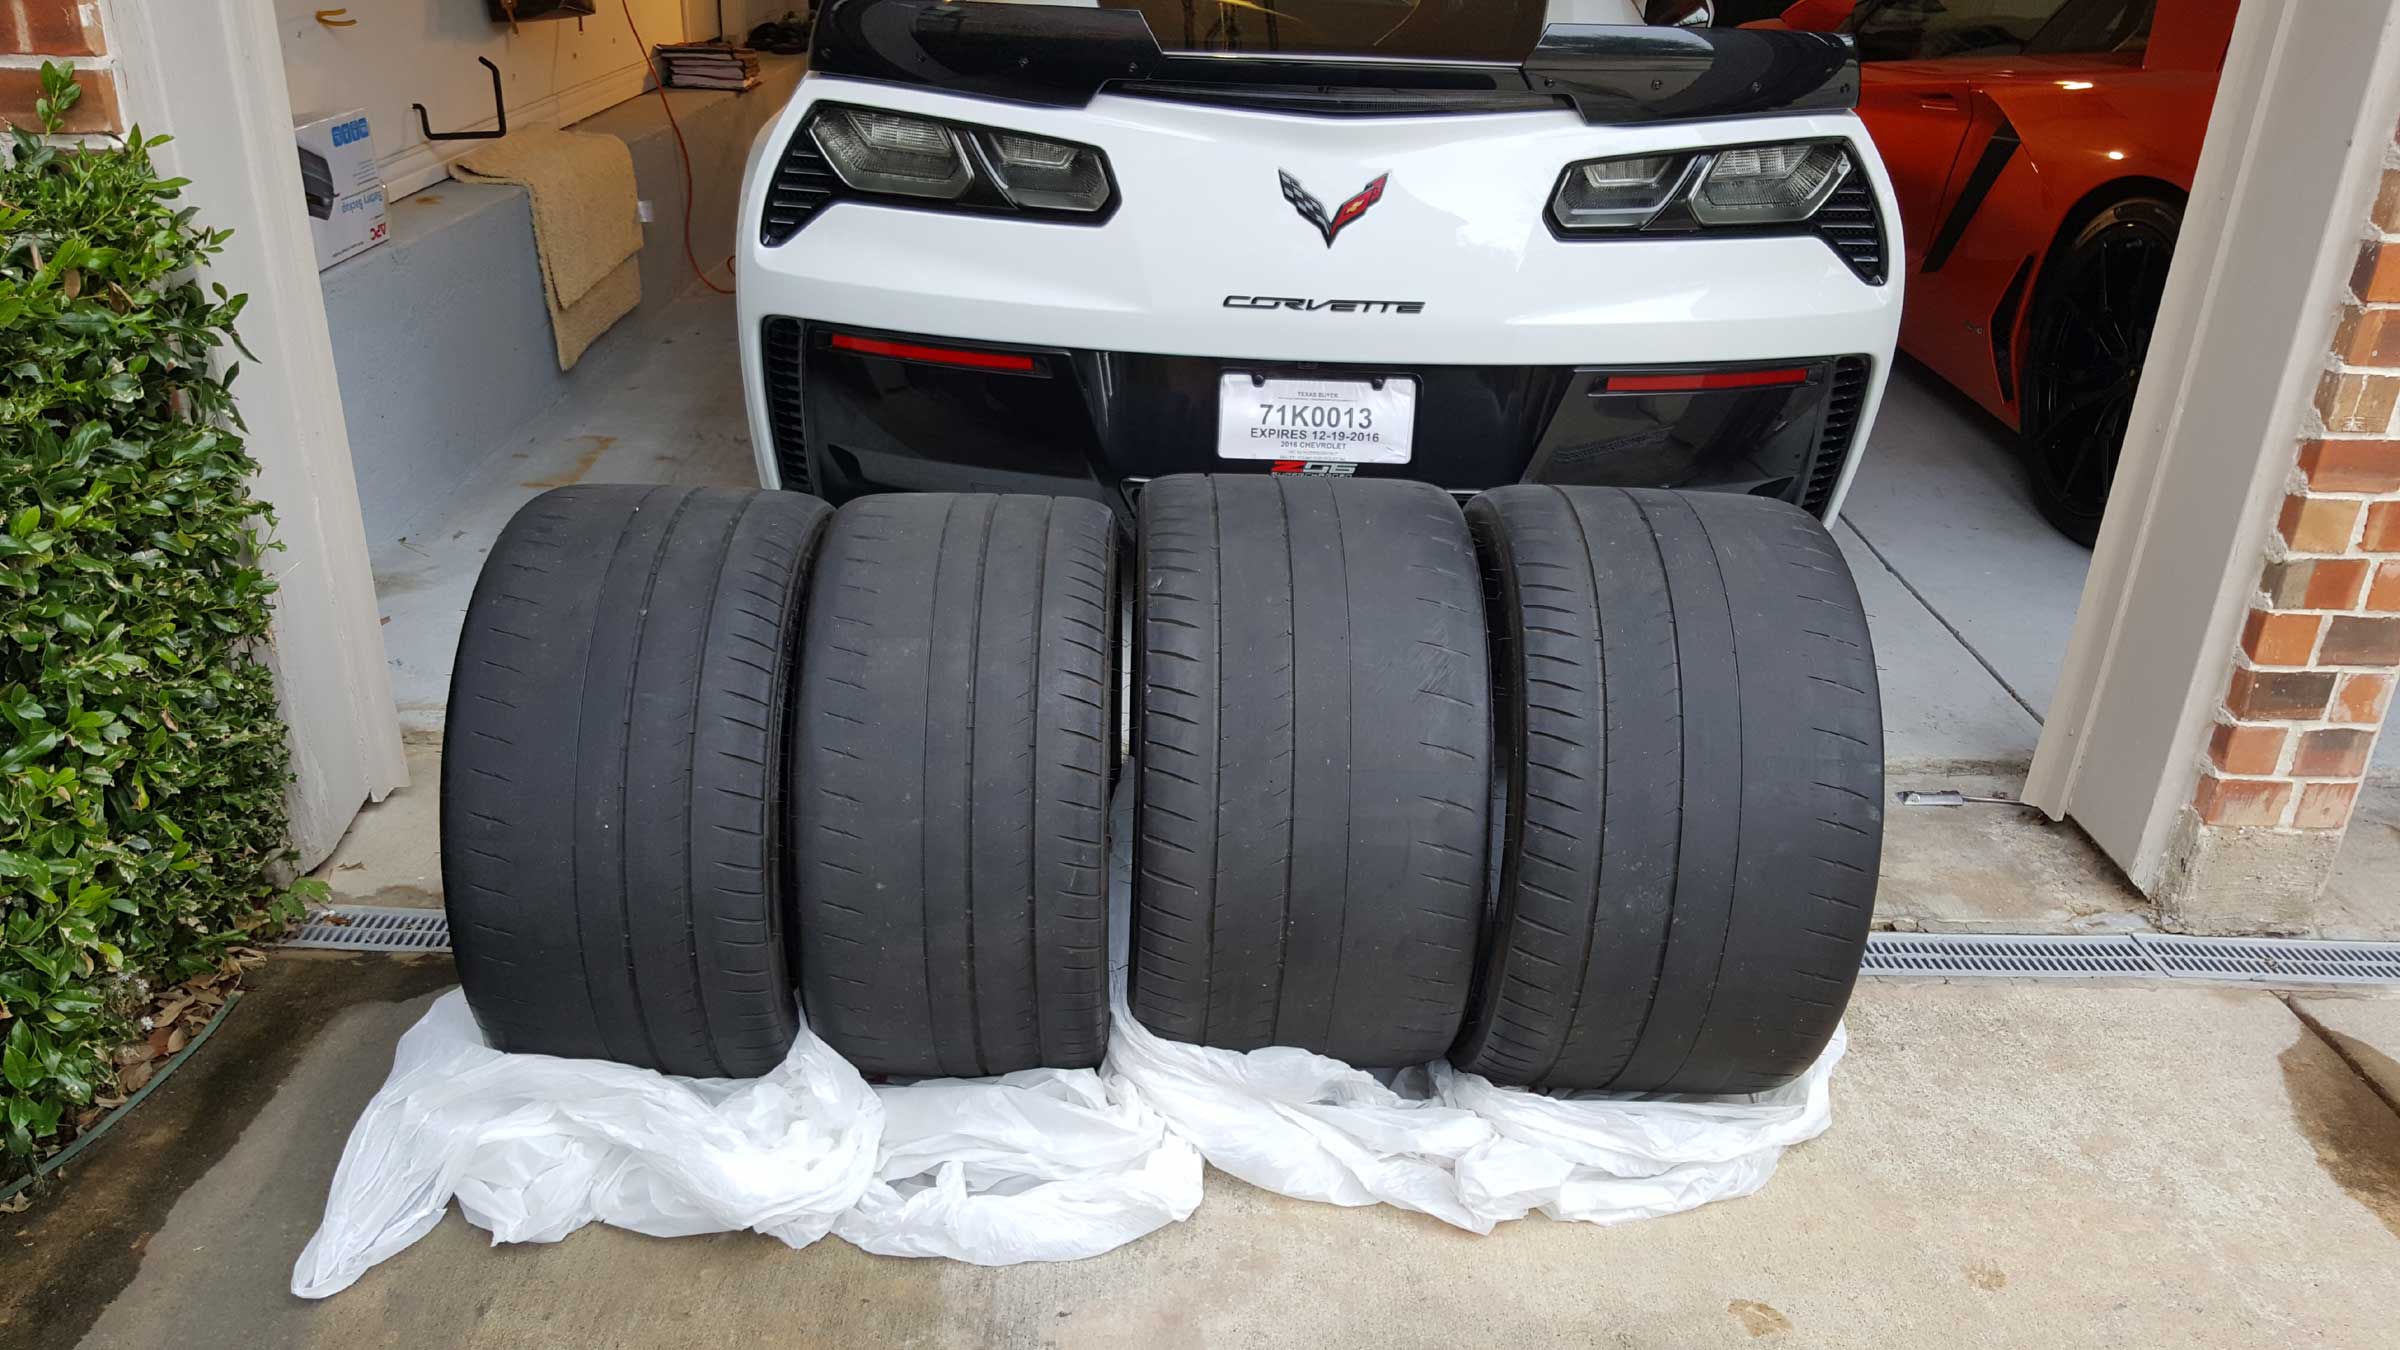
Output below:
[1802,357,1869,516]
[1989,256,2034,404]
[1815,163,1885,285]
[761,317,810,492]
[761,133,840,246]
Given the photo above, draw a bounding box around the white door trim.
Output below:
[102,0,408,868]
[2023,0,2400,888]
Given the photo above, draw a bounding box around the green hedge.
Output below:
[1,64,307,1169]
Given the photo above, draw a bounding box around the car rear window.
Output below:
[1100,0,1555,62]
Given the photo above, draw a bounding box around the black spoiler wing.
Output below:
[809,0,1857,125]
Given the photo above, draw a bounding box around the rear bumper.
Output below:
[760,316,1871,521]
[737,74,1906,520]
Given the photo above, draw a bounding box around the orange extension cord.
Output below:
[621,0,737,295]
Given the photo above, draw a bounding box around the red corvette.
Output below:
[1750,0,2237,542]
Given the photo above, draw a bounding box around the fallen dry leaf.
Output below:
[164,1027,187,1056]
[119,1060,154,1094]
[114,1043,155,1068]
[0,1194,28,1215]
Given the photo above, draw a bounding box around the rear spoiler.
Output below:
[809,0,1857,125]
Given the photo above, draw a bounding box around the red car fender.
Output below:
[1904,65,2216,427]
[1865,0,2237,428]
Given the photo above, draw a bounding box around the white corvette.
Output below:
[737,0,1901,522]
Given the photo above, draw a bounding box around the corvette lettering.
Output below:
[1223,296,1427,314]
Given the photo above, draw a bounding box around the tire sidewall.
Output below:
[2020,194,2183,546]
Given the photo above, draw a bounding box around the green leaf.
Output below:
[2,1040,36,1093]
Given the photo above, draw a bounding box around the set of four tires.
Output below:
[444,476,1881,1095]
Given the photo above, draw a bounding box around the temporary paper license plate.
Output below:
[1216,374,1416,464]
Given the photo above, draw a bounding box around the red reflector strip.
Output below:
[829,332,1038,372]
[1604,368,1811,393]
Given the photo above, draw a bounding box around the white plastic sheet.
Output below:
[292,993,1201,1298]
[834,1067,1202,1262]
[294,782,1841,1296]
[1102,995,1841,1236]
[290,990,882,1298]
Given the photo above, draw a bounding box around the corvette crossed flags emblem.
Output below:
[1278,170,1389,247]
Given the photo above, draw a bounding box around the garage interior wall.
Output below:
[269,0,810,736]
[275,0,796,199]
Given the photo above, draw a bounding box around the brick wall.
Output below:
[0,0,117,133]
[2190,123,2400,841]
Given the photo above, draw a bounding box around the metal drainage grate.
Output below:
[285,906,452,953]
[2132,934,2400,985]
[1862,932,2153,979]
[278,908,2400,987]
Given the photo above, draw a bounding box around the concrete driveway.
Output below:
[5,954,2398,1350]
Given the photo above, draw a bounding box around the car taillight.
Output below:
[810,107,975,200]
[1549,139,1856,234]
[981,132,1112,212]
[801,103,1117,219]
[1551,154,1695,230]
[1689,144,1849,225]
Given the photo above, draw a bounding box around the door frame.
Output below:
[2023,0,2400,887]
[102,0,409,868]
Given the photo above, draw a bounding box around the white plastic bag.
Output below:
[1438,1028,1844,1226]
[1103,1001,1505,1231]
[833,1067,1202,1262]
[1103,1005,1841,1234]
[290,991,882,1299]
[294,992,1203,1295]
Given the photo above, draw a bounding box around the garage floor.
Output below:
[1838,366,2085,773]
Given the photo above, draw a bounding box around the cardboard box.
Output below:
[294,108,380,203]
[311,184,389,271]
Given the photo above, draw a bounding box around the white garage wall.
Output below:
[275,0,798,199]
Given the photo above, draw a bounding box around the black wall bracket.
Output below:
[413,57,507,142]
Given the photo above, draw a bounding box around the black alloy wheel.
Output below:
[2021,196,2181,547]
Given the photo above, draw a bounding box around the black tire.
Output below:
[791,494,1115,1077]
[2021,195,2181,547]
[1130,475,1490,1066]
[443,484,831,1078]
[1452,486,1880,1094]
